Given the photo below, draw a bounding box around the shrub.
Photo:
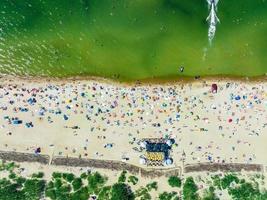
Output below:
[5,162,17,172]
[146,181,158,191]
[0,180,25,200]
[168,176,182,188]
[128,175,139,185]
[158,191,178,200]
[98,186,112,200]
[88,172,107,194]
[32,172,44,179]
[221,174,239,189]
[80,172,88,179]
[203,186,219,200]
[59,184,71,193]
[54,179,62,189]
[110,183,134,200]
[72,178,83,191]
[71,187,89,200]
[65,173,75,183]
[16,177,26,185]
[135,187,151,200]
[52,172,62,179]
[118,170,127,183]
[23,179,46,200]
[228,182,261,200]
[8,172,16,179]
[182,177,199,200]
[45,189,56,200]
[211,175,221,190]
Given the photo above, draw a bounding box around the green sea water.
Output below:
[0,0,267,80]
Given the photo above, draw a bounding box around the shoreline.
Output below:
[0,74,267,86]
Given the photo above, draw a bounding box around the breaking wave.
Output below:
[207,0,220,44]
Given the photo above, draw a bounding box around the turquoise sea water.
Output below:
[0,0,267,80]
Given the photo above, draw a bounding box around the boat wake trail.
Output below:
[206,0,220,44]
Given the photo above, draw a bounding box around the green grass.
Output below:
[0,0,267,81]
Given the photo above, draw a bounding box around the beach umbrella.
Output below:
[139,158,146,165]
[211,84,218,93]
[235,95,241,100]
[63,114,69,120]
[164,158,173,166]
[35,147,41,154]
[140,141,147,148]
[106,143,113,149]
[166,139,173,146]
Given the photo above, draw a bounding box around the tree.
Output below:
[110,183,134,200]
[52,172,62,179]
[135,187,151,200]
[228,182,260,200]
[88,172,107,194]
[72,178,82,191]
[71,187,89,200]
[98,186,112,200]
[158,191,178,200]
[54,179,62,189]
[182,177,199,200]
[0,179,25,200]
[221,174,239,189]
[211,175,222,190]
[128,175,139,185]
[31,172,44,179]
[146,181,158,191]
[45,189,56,200]
[118,170,127,183]
[80,172,88,179]
[16,177,26,185]
[202,186,219,200]
[168,176,182,188]
[65,173,75,183]
[23,179,46,200]
[8,172,16,179]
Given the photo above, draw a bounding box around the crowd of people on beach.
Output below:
[0,79,266,166]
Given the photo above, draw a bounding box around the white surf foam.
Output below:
[206,0,220,44]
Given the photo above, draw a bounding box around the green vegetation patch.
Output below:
[118,170,127,183]
[110,183,135,200]
[87,171,107,194]
[158,191,179,200]
[128,175,139,185]
[146,181,158,191]
[182,177,199,200]
[1,161,267,200]
[168,176,182,188]
[135,187,152,200]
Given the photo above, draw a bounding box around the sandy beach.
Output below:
[0,77,267,169]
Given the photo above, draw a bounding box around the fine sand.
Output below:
[0,77,267,169]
